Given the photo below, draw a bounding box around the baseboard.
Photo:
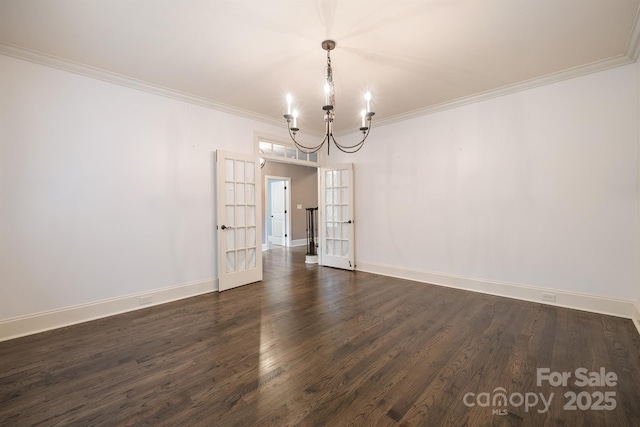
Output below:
[357,261,635,321]
[633,302,640,336]
[290,239,307,247]
[0,279,217,342]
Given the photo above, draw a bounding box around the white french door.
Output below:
[319,163,355,270]
[216,150,263,291]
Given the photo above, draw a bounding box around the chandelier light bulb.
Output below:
[292,109,298,128]
[286,94,292,115]
[361,109,366,128]
[365,92,372,113]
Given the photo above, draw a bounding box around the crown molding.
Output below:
[626,5,640,61]
[0,41,283,129]
[373,54,634,131]
[1,41,636,136]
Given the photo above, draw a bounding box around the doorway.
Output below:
[265,176,291,250]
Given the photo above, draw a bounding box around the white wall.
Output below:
[0,54,286,322]
[337,64,638,302]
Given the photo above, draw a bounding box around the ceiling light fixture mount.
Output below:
[284,40,375,155]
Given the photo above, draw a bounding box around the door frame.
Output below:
[264,175,291,250]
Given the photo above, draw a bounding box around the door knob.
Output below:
[343,220,353,224]
[221,225,233,230]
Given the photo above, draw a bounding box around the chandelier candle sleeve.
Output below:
[324,83,331,106]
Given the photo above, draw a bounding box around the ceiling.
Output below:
[1,0,639,134]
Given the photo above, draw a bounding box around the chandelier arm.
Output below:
[330,122,373,153]
[287,124,329,154]
[331,134,366,154]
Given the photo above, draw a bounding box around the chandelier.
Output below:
[284,40,375,155]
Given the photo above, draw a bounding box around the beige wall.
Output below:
[261,161,318,244]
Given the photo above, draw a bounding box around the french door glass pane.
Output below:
[341,241,349,256]
[332,170,340,186]
[236,206,246,226]
[226,206,235,226]
[247,227,256,246]
[225,159,234,181]
[246,162,255,182]
[247,206,256,225]
[225,183,234,204]
[236,183,245,204]
[248,248,256,268]
[236,228,246,249]
[226,230,235,250]
[237,250,246,271]
[235,161,245,183]
[246,184,255,204]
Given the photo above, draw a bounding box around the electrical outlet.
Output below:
[139,295,153,305]
[542,293,556,303]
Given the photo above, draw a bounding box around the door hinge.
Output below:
[285,234,288,237]
[285,210,287,214]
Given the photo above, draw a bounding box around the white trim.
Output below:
[633,302,640,336]
[626,5,640,61]
[0,279,216,342]
[290,239,307,247]
[2,42,636,139]
[0,42,282,128]
[357,261,636,321]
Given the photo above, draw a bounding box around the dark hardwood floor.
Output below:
[1,247,640,426]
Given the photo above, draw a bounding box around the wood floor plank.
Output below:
[1,246,640,426]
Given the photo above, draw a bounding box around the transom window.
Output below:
[259,140,319,164]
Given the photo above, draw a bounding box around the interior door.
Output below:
[319,163,355,270]
[216,150,262,291]
[270,180,286,246]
